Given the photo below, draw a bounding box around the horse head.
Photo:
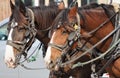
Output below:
[44,2,91,74]
[4,0,36,68]
[44,2,118,78]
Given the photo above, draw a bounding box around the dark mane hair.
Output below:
[80,3,100,9]
[30,5,60,30]
[51,8,70,31]
[10,4,61,30]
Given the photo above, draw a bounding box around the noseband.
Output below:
[7,8,37,58]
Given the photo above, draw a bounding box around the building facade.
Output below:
[0,0,14,22]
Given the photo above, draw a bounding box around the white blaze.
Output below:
[4,28,15,65]
[44,32,56,66]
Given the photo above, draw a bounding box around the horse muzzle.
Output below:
[4,58,17,68]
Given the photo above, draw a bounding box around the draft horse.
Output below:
[44,2,120,78]
[4,0,64,68]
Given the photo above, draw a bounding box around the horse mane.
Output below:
[10,6,27,25]
[50,3,116,32]
[51,3,101,30]
[51,8,70,31]
[30,5,61,30]
[100,4,115,25]
[10,4,61,30]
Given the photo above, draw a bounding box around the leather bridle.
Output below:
[47,9,119,71]
[47,12,82,69]
[6,8,37,63]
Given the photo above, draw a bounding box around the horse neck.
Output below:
[79,7,114,32]
[80,7,114,52]
[79,4,115,30]
[30,6,61,45]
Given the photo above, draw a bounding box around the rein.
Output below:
[48,41,68,51]
[38,25,53,31]
[14,41,48,70]
[61,18,120,67]
[47,12,81,69]
[88,12,117,35]
[18,43,47,70]
[60,11,120,68]
[77,10,117,53]
[72,38,120,68]
[50,8,120,72]
[19,64,46,70]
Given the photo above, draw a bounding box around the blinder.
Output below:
[68,31,78,46]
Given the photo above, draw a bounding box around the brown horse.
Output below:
[4,0,64,68]
[44,2,120,78]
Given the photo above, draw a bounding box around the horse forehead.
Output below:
[12,13,27,25]
[53,30,68,44]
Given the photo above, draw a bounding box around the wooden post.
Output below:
[0,0,14,21]
[77,0,81,7]
[45,0,49,6]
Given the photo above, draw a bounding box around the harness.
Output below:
[48,4,120,77]
[71,4,120,77]
[7,8,37,64]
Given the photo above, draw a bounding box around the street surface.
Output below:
[0,40,49,78]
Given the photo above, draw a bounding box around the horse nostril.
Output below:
[10,58,13,62]
[50,61,53,64]
[48,61,54,69]
[8,57,14,63]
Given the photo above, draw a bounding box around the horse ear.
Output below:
[68,2,78,17]
[10,0,15,11]
[58,1,65,10]
[15,0,26,15]
[19,0,26,16]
